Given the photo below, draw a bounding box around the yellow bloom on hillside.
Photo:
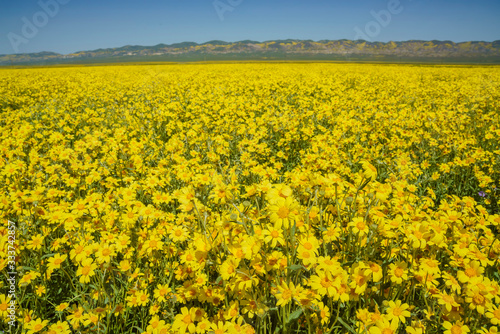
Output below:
[384,300,411,323]
[275,281,298,307]
[76,258,97,284]
[361,160,377,180]
[443,321,470,334]
[388,261,409,284]
[25,318,49,334]
[268,196,299,227]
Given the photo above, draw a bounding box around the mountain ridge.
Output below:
[2,39,500,65]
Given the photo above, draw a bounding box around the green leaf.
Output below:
[288,264,305,271]
[286,308,303,324]
[337,317,357,334]
[18,266,36,271]
[357,178,371,191]
[290,222,297,237]
[41,253,56,259]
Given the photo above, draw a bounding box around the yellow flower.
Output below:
[196,318,212,333]
[146,315,165,333]
[220,257,239,281]
[406,320,425,334]
[477,326,499,334]
[154,284,172,303]
[210,320,233,334]
[25,318,49,334]
[268,196,298,227]
[366,262,383,282]
[224,301,240,321]
[385,300,411,323]
[47,253,67,275]
[46,321,71,334]
[297,235,319,266]
[67,306,85,328]
[267,184,293,199]
[55,302,69,312]
[70,244,92,264]
[361,160,377,180]
[443,321,470,334]
[350,264,370,294]
[19,270,40,286]
[172,307,196,333]
[0,294,11,318]
[349,217,370,237]
[134,289,150,306]
[368,317,398,334]
[486,305,500,325]
[323,225,341,243]
[35,285,46,297]
[169,226,189,242]
[119,259,132,272]
[316,301,330,325]
[263,222,285,247]
[275,281,297,307]
[465,286,491,314]
[310,271,336,297]
[95,243,115,264]
[26,234,44,250]
[388,261,409,284]
[296,245,318,266]
[457,260,483,283]
[437,292,460,313]
[76,258,97,283]
[209,184,232,204]
[128,268,144,282]
[142,234,164,255]
[443,272,462,294]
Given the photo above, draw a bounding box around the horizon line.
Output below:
[2,38,500,56]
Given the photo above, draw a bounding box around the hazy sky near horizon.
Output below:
[1,0,499,54]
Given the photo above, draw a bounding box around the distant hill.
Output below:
[1,39,500,65]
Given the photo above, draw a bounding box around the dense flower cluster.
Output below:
[0,64,499,333]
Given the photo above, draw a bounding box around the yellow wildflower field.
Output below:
[0,63,499,334]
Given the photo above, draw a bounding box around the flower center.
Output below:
[277,206,290,219]
[282,290,292,299]
[182,314,191,324]
[356,221,366,230]
[473,294,485,305]
[82,266,91,275]
[321,279,332,288]
[465,268,476,277]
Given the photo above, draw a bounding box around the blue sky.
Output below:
[1,0,499,54]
